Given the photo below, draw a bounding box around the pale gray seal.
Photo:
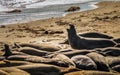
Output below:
[71,55,97,70]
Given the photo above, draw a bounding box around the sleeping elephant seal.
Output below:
[61,49,91,58]
[0,68,30,75]
[64,70,119,75]
[67,24,116,49]
[16,64,61,75]
[15,43,61,52]
[106,57,120,72]
[112,65,120,72]
[17,47,49,57]
[100,47,120,56]
[87,52,109,71]
[52,54,76,68]
[71,55,97,70]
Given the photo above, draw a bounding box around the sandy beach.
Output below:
[0,1,120,75]
[0,1,120,46]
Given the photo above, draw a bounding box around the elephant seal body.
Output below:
[87,52,109,71]
[18,43,61,52]
[62,50,91,58]
[106,57,120,72]
[65,70,119,75]
[16,64,61,75]
[100,47,120,56]
[18,47,49,56]
[71,55,97,70]
[67,25,116,49]
[49,54,76,67]
[79,32,113,39]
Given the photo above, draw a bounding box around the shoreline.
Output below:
[0,1,99,25]
[0,1,120,46]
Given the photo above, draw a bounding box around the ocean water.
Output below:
[0,0,117,25]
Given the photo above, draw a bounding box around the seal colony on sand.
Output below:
[0,24,120,74]
[67,24,117,49]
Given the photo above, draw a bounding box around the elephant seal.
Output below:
[112,65,120,72]
[3,44,12,58]
[67,24,116,49]
[79,32,113,39]
[16,64,61,75]
[106,57,120,72]
[71,55,97,70]
[65,70,119,75]
[113,38,120,43]
[52,54,76,68]
[0,60,31,67]
[0,68,30,75]
[87,52,109,71]
[17,43,61,52]
[106,57,120,68]
[60,32,113,44]
[62,50,91,58]
[18,47,49,57]
[100,47,120,56]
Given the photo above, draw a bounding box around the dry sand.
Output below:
[0,1,120,49]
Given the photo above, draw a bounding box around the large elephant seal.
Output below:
[71,55,97,70]
[61,32,113,44]
[67,24,116,49]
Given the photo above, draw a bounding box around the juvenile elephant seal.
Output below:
[71,55,97,70]
[67,24,116,49]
